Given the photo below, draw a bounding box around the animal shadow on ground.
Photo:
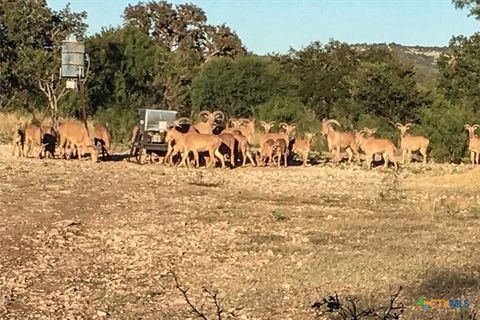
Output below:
[412,266,480,298]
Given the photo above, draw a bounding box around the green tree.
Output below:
[191,56,298,117]
[452,0,480,19]
[86,26,171,139]
[417,92,475,162]
[282,40,359,116]
[437,34,480,108]
[0,0,86,119]
[123,1,246,59]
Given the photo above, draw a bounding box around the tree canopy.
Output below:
[1,0,480,161]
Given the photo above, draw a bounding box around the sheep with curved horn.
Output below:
[260,121,276,133]
[292,132,316,166]
[355,129,398,170]
[258,122,296,163]
[321,118,359,164]
[164,127,225,169]
[394,122,429,164]
[193,110,225,134]
[465,124,480,164]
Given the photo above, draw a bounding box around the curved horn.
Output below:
[269,121,276,127]
[279,122,288,129]
[213,110,225,121]
[260,121,268,127]
[175,117,191,125]
[198,110,211,118]
[405,123,413,128]
[356,129,366,137]
[395,122,403,128]
[464,124,471,130]
[327,119,341,127]
[363,127,377,136]
[473,124,480,129]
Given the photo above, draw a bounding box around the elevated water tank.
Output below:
[60,35,85,78]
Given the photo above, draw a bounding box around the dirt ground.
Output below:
[0,144,479,320]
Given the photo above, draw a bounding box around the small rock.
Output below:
[97,310,108,317]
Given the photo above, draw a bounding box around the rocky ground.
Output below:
[0,144,479,319]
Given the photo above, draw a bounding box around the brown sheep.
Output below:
[24,124,42,158]
[94,124,112,159]
[11,123,25,157]
[58,121,98,162]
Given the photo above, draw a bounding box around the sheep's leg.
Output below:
[193,151,200,168]
[383,152,389,168]
[367,153,373,169]
[214,148,225,168]
[247,150,256,167]
[420,148,427,164]
[346,148,353,164]
[230,146,235,166]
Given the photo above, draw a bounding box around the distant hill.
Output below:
[352,42,449,90]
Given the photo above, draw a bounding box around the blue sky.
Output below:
[46,0,480,55]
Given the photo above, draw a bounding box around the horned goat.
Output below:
[225,118,256,144]
[231,132,256,167]
[219,132,237,166]
[221,118,243,135]
[258,139,276,166]
[355,129,398,170]
[258,122,295,151]
[292,132,315,166]
[58,121,98,162]
[193,110,225,134]
[164,119,200,166]
[164,128,225,169]
[24,124,43,158]
[321,118,358,163]
[465,124,480,164]
[395,122,429,164]
[260,121,275,133]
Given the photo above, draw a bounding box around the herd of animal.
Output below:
[8,110,480,169]
[10,121,111,162]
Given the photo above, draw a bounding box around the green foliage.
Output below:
[284,41,425,128]
[452,0,480,19]
[93,107,137,143]
[86,26,168,116]
[438,33,480,107]
[417,92,475,162]
[0,1,86,110]
[191,56,298,117]
[270,209,290,222]
[346,61,424,122]
[254,97,318,134]
[284,40,358,116]
[123,1,245,58]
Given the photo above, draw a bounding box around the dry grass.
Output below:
[0,112,98,143]
[0,145,479,319]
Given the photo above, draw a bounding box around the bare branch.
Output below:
[169,270,209,320]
